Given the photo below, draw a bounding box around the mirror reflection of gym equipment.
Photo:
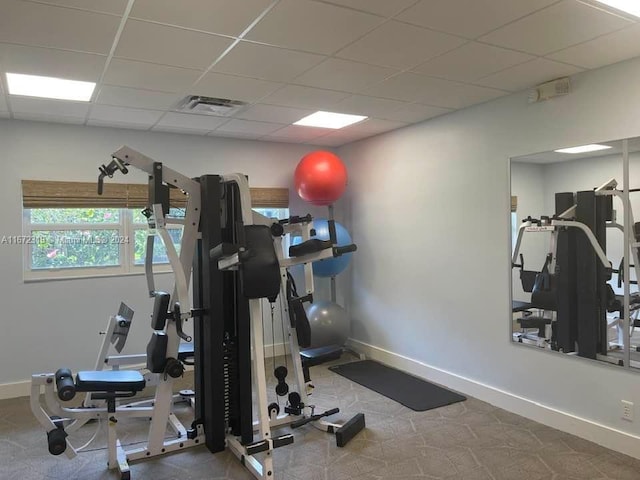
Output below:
[510,137,640,369]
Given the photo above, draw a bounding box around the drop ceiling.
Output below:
[0,0,639,146]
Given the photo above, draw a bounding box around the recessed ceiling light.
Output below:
[6,73,96,101]
[593,0,640,18]
[294,111,367,129]
[554,144,613,154]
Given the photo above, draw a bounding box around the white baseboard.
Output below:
[1,343,290,401]
[265,342,288,359]
[348,338,640,460]
[0,380,31,400]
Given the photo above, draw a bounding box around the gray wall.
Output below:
[338,56,640,439]
[0,119,332,386]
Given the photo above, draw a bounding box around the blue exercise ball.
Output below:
[292,218,353,277]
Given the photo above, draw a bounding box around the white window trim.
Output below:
[23,209,175,282]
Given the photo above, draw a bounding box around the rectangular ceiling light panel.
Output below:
[593,0,640,18]
[6,73,96,101]
[554,144,612,154]
[294,111,367,129]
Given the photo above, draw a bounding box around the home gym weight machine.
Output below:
[30,146,364,480]
[512,141,640,368]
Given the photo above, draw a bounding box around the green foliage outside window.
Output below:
[134,228,183,265]
[31,230,120,269]
[30,208,120,224]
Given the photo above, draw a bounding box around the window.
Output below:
[23,207,288,280]
[21,180,289,281]
[23,208,185,280]
[254,207,289,221]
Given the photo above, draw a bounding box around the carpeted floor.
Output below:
[2,356,640,480]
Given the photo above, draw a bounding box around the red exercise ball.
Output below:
[294,151,348,206]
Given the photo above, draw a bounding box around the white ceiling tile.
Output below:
[96,85,181,110]
[361,73,436,102]
[23,0,129,15]
[413,42,534,82]
[293,58,396,93]
[320,0,419,17]
[130,0,272,36]
[89,105,163,128]
[547,23,640,69]
[342,118,407,135]
[266,125,331,141]
[212,42,325,82]
[0,0,120,54]
[191,73,282,103]
[310,131,370,146]
[415,77,508,108]
[115,20,233,69]
[88,120,152,130]
[151,126,211,135]
[245,0,382,55]
[208,130,263,140]
[474,58,583,92]
[215,119,284,135]
[260,85,350,109]
[364,73,506,108]
[235,104,313,123]
[0,43,106,82]
[336,20,465,69]
[10,96,90,118]
[332,95,410,117]
[103,59,202,93]
[478,0,632,56]
[13,112,85,124]
[154,112,229,131]
[0,94,7,112]
[263,137,305,145]
[396,0,557,39]
[378,103,452,123]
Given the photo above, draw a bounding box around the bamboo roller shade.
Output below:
[22,180,289,209]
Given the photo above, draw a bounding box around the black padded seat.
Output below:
[518,316,552,338]
[178,343,194,362]
[301,345,343,368]
[512,300,533,312]
[301,345,343,383]
[75,370,146,393]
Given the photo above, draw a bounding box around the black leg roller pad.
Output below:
[336,413,365,448]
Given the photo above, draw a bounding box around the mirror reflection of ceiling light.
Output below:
[554,144,613,154]
[593,0,640,18]
[6,73,96,101]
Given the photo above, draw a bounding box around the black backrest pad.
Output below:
[240,225,281,299]
[147,331,168,373]
[151,292,170,330]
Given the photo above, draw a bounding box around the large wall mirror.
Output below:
[510,137,640,370]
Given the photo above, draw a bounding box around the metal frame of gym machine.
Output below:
[31,146,364,480]
[511,139,640,369]
[30,147,204,480]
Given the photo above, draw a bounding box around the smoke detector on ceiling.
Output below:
[528,77,571,104]
[175,95,248,116]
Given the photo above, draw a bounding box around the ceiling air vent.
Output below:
[175,95,247,116]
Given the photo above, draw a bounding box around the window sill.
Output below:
[23,269,175,283]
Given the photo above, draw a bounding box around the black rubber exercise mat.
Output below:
[329,360,466,411]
